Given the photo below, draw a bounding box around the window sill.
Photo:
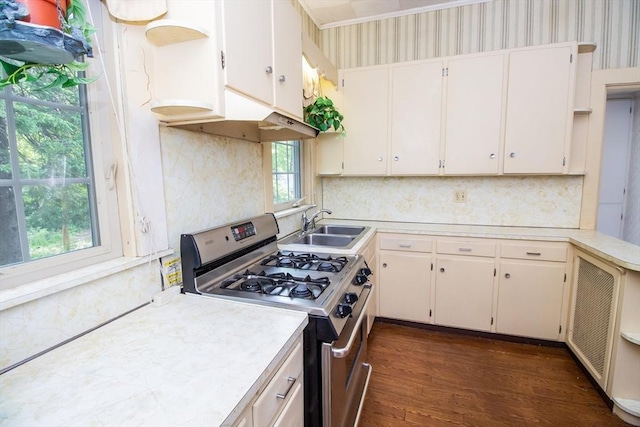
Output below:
[0,249,174,311]
[274,205,313,219]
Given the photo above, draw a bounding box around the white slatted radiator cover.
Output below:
[569,254,617,387]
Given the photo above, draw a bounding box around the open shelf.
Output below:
[145,20,209,47]
[150,99,215,116]
[614,397,640,417]
[578,42,597,54]
[621,331,640,346]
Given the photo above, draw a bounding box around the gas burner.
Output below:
[261,252,349,273]
[291,284,312,298]
[221,269,331,299]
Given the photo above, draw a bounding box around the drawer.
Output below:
[253,340,303,427]
[500,241,567,262]
[379,234,433,253]
[436,239,496,258]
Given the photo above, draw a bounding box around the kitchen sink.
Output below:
[311,225,365,236]
[292,234,355,247]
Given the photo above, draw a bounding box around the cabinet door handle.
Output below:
[276,377,296,399]
[378,156,383,161]
[509,152,516,158]
[440,267,445,273]
[279,75,286,82]
[489,153,496,159]
[394,156,399,161]
[458,248,472,252]
[505,273,511,279]
[398,243,412,248]
[382,263,387,268]
[526,252,541,256]
[265,65,273,74]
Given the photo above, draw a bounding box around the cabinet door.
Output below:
[222,0,273,105]
[271,382,303,427]
[497,260,565,340]
[435,256,495,331]
[341,67,389,175]
[272,0,303,119]
[315,133,343,175]
[379,251,431,323]
[390,61,443,175]
[443,53,505,175]
[504,45,574,174]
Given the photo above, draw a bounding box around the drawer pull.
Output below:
[526,252,542,256]
[276,377,297,400]
[458,248,472,252]
[398,243,412,248]
[505,273,511,279]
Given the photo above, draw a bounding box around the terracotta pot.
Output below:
[16,0,71,30]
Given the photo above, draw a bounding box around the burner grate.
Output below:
[260,252,349,273]
[221,270,331,299]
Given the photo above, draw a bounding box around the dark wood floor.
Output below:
[359,321,628,427]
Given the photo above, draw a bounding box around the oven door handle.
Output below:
[332,286,372,358]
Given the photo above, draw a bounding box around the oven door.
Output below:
[321,285,373,427]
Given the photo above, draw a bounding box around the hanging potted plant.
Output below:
[0,0,95,89]
[303,96,345,134]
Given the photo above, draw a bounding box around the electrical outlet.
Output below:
[454,190,467,203]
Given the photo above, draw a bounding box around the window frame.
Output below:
[263,139,314,213]
[0,0,123,290]
[271,140,302,211]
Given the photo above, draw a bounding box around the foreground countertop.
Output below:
[0,293,308,427]
[281,219,640,271]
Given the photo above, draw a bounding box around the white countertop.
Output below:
[0,293,308,427]
[280,219,640,271]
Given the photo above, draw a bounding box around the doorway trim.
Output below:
[579,67,640,230]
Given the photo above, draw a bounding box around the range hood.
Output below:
[160,91,319,143]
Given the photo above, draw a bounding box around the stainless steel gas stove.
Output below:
[180,213,373,427]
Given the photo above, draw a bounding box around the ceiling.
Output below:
[298,0,488,29]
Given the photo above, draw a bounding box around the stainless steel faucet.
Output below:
[301,206,332,234]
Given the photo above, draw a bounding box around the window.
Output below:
[0,0,122,290]
[0,78,98,267]
[271,140,302,209]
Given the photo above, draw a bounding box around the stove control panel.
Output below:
[230,221,257,241]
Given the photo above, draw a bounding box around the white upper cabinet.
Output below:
[390,60,443,175]
[145,0,304,122]
[329,41,579,177]
[341,67,389,175]
[222,0,274,107]
[222,0,303,119]
[443,53,505,175]
[271,0,303,118]
[503,43,576,174]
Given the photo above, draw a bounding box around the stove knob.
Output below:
[360,267,372,276]
[336,303,353,318]
[343,292,358,304]
[353,273,368,286]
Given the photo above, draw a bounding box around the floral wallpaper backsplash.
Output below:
[159,127,265,252]
[0,263,159,370]
[322,175,583,228]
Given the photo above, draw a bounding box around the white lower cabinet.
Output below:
[378,234,433,323]
[496,260,566,340]
[231,337,303,427]
[375,233,570,341]
[434,255,495,331]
